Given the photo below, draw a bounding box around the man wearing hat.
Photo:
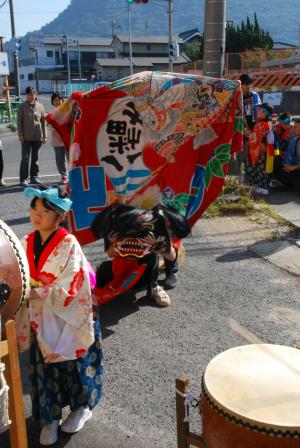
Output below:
[17,86,47,187]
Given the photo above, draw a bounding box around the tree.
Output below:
[226,13,273,53]
[183,40,203,62]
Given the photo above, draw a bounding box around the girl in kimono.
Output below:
[16,187,103,446]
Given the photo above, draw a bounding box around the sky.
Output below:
[0,0,70,40]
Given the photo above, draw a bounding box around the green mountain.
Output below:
[40,0,298,45]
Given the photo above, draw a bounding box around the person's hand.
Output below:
[140,233,157,251]
[42,137,47,144]
[19,135,24,144]
[243,128,251,138]
[284,164,297,173]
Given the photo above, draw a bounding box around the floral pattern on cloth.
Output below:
[15,230,95,363]
[30,317,103,427]
[46,71,243,246]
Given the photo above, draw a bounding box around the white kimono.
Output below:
[15,228,95,363]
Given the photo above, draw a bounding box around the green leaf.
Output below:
[205,164,213,187]
[211,158,225,178]
[234,117,244,134]
[216,143,231,155]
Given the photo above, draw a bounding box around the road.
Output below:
[0,135,300,447]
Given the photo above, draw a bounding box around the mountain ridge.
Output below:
[28,1,300,45]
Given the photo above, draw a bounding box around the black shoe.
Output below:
[30,178,43,185]
[164,273,177,289]
[20,180,29,187]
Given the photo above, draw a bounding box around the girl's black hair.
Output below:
[30,186,69,215]
[51,92,63,106]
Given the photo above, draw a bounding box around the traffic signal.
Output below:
[169,42,180,60]
[127,0,149,3]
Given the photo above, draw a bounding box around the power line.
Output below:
[0,0,8,8]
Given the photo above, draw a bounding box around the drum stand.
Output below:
[176,377,206,448]
[0,320,28,448]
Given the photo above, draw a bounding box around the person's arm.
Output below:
[17,104,24,143]
[283,163,300,173]
[40,105,47,143]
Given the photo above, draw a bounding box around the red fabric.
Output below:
[94,257,147,305]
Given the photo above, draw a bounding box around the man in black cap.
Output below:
[17,86,47,187]
[237,74,262,176]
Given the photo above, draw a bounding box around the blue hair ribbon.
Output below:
[24,187,72,212]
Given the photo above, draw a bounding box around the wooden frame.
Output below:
[0,320,28,448]
[176,376,206,448]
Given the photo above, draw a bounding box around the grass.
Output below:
[205,178,255,218]
[205,178,298,235]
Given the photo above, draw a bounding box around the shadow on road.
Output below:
[0,418,74,448]
[0,185,24,194]
[99,292,153,339]
[4,216,30,226]
[216,249,259,263]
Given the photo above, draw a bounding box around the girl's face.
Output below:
[53,97,63,108]
[30,198,62,233]
[257,108,267,120]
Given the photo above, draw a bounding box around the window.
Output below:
[147,44,151,51]
[28,73,34,81]
[20,74,25,80]
[46,50,54,58]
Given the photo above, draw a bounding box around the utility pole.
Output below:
[33,49,39,93]
[77,40,82,80]
[168,0,173,72]
[203,0,226,78]
[65,34,71,84]
[127,3,133,76]
[8,0,20,96]
[111,20,116,38]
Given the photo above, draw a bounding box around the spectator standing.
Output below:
[237,74,261,175]
[17,86,47,187]
[50,93,69,184]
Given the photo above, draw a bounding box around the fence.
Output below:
[0,99,22,124]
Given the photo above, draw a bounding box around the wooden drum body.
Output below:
[201,345,300,448]
[0,220,30,321]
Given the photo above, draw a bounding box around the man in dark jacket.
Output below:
[17,86,47,186]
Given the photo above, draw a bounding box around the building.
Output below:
[17,35,113,94]
[112,34,180,58]
[178,28,203,44]
[95,55,190,82]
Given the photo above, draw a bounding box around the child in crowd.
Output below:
[245,103,275,195]
[51,93,69,184]
[15,186,103,446]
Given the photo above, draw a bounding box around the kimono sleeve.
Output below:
[33,236,93,330]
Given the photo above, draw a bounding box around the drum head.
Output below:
[203,344,300,431]
[0,220,30,320]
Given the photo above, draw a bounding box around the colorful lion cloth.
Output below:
[90,203,190,304]
[46,71,243,246]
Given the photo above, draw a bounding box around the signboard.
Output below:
[0,52,9,75]
[263,92,283,107]
[28,32,44,48]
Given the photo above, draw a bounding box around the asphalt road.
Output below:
[0,137,300,447]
